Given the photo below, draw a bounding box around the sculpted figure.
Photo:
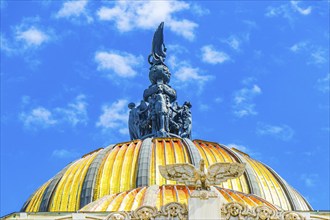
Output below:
[137,100,149,137]
[154,88,169,137]
[143,83,176,103]
[169,102,181,135]
[179,101,192,139]
[147,95,157,135]
[128,103,140,140]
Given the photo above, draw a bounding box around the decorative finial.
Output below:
[127,22,193,140]
[148,22,167,66]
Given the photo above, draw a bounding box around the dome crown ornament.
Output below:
[128,22,192,140]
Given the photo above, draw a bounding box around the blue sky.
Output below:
[1,0,329,215]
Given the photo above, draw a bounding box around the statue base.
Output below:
[188,189,221,220]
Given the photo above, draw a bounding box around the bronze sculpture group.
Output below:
[128,22,192,140]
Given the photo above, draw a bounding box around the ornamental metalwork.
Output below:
[128,22,192,140]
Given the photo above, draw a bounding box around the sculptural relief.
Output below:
[159,159,246,190]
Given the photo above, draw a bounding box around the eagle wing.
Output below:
[207,162,246,185]
[159,163,197,185]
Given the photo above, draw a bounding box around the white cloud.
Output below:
[95,51,143,78]
[265,1,312,21]
[290,41,328,65]
[168,53,213,93]
[166,46,214,94]
[198,103,210,112]
[96,99,128,130]
[174,66,210,82]
[20,107,57,128]
[167,44,188,55]
[201,45,230,64]
[227,37,240,51]
[96,1,198,40]
[227,143,249,153]
[227,143,261,159]
[52,149,79,159]
[119,127,129,135]
[222,35,242,51]
[265,4,291,18]
[20,95,88,130]
[242,20,258,29]
[290,1,312,15]
[191,4,210,16]
[173,65,213,93]
[55,0,93,23]
[310,49,327,64]
[55,94,88,126]
[300,174,318,187]
[316,74,330,93]
[1,18,54,58]
[16,26,49,47]
[290,41,308,52]
[233,80,262,118]
[56,0,87,17]
[256,122,294,141]
[214,97,223,104]
[221,34,250,52]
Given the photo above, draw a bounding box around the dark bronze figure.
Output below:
[128,103,140,140]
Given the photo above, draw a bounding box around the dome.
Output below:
[21,137,312,212]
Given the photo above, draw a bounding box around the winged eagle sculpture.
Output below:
[159,159,246,190]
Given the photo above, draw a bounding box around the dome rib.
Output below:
[79,145,114,208]
[69,151,98,210]
[231,148,301,211]
[131,186,146,209]
[120,142,138,192]
[136,138,152,187]
[95,144,119,199]
[263,162,312,211]
[39,161,74,211]
[26,180,51,212]
[246,153,284,208]
[226,147,263,197]
[110,143,128,194]
[182,138,201,166]
[50,158,82,211]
